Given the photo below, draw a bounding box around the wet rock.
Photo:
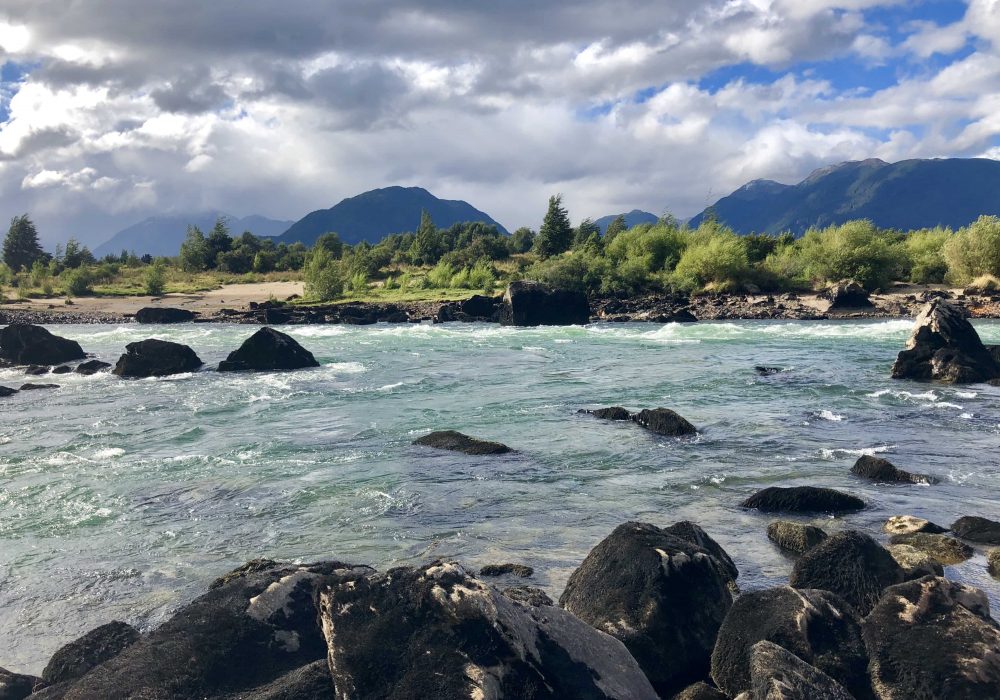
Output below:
[24,365,49,375]
[560,521,734,697]
[112,339,203,378]
[950,515,1000,544]
[18,383,58,391]
[674,681,728,700]
[988,549,1000,579]
[74,360,111,375]
[862,576,1000,699]
[887,544,945,580]
[41,621,140,685]
[891,298,1000,383]
[850,455,939,484]
[412,430,512,455]
[822,280,873,310]
[710,586,869,699]
[583,406,633,421]
[789,530,903,616]
[0,324,86,366]
[0,666,41,700]
[754,366,783,375]
[217,327,319,372]
[320,560,659,700]
[632,408,697,436]
[663,520,740,584]
[500,280,590,326]
[135,307,197,324]
[766,521,828,554]
[460,294,499,319]
[501,586,554,607]
[740,487,865,514]
[0,386,18,398]
[882,514,946,536]
[51,365,71,375]
[889,532,973,565]
[479,563,533,578]
[745,640,854,700]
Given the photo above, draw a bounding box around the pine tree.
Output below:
[179,225,211,272]
[534,195,573,258]
[604,214,627,242]
[412,210,442,264]
[3,215,46,271]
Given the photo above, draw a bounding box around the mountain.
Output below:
[688,158,1000,235]
[94,212,294,257]
[275,186,507,246]
[593,209,659,233]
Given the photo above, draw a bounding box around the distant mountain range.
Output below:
[688,158,1000,234]
[594,209,659,233]
[94,213,293,257]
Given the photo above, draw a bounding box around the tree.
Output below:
[62,238,95,269]
[144,259,168,296]
[179,225,211,272]
[604,215,627,242]
[315,232,344,259]
[3,215,46,271]
[206,217,233,268]
[573,217,601,250]
[509,227,536,254]
[411,210,443,264]
[534,195,573,258]
[304,246,344,301]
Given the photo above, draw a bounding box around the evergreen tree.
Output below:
[573,217,601,249]
[604,214,627,242]
[534,195,573,258]
[3,215,46,271]
[179,225,211,272]
[206,217,233,268]
[411,210,442,264]
[62,238,95,269]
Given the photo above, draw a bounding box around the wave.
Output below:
[820,444,895,459]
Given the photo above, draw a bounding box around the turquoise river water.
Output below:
[1,319,999,671]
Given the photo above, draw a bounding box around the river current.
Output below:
[2,319,999,671]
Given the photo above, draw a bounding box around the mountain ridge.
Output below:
[94,212,293,257]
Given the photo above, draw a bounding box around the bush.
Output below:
[671,230,751,291]
[795,220,907,290]
[468,260,496,293]
[64,267,93,296]
[965,274,1000,292]
[347,271,369,294]
[905,227,950,283]
[426,261,456,288]
[303,247,344,301]
[144,261,168,296]
[943,215,1000,284]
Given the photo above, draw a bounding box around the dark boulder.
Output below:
[24,365,49,375]
[0,386,17,398]
[766,521,828,554]
[74,360,111,375]
[740,487,865,514]
[0,667,40,700]
[951,515,1000,544]
[413,430,511,455]
[745,640,854,700]
[789,530,903,616]
[320,561,659,700]
[755,366,783,375]
[41,621,140,685]
[50,365,71,374]
[460,294,499,318]
[674,681,728,700]
[663,520,739,584]
[112,339,203,378]
[500,280,590,326]
[479,563,533,578]
[218,327,319,372]
[889,532,973,565]
[501,586,554,607]
[559,521,734,697]
[583,406,633,421]
[862,576,1000,699]
[891,298,1000,383]
[882,514,946,536]
[850,455,938,484]
[19,383,58,391]
[0,324,86,366]
[710,586,870,699]
[218,660,332,700]
[134,307,196,324]
[822,280,873,310]
[632,408,697,436]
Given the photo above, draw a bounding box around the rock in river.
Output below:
[886,544,944,580]
[0,324,86,366]
[882,514,946,536]
[632,407,697,436]
[74,359,111,375]
[950,515,1000,545]
[134,307,196,324]
[41,621,139,686]
[412,430,512,455]
[0,666,40,700]
[889,532,973,565]
[112,339,203,378]
[218,327,319,372]
[766,521,828,554]
[499,280,590,326]
[478,563,533,578]
[0,386,18,398]
[740,486,865,514]
[850,455,938,484]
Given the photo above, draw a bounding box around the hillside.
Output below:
[594,210,659,233]
[94,213,293,257]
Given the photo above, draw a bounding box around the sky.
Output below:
[1,0,999,248]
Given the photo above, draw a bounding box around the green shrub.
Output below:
[468,260,496,293]
[426,261,456,288]
[670,230,751,291]
[795,220,907,290]
[382,275,398,290]
[303,247,344,301]
[348,271,369,294]
[144,260,168,296]
[905,227,950,283]
[943,215,1000,284]
[64,267,94,296]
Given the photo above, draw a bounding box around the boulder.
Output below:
[710,586,870,699]
[632,408,697,436]
[663,520,739,584]
[478,563,533,578]
[50,365,72,375]
[850,455,939,484]
[319,561,659,700]
[789,530,903,616]
[891,298,1000,383]
[0,386,17,398]
[754,366,783,375]
[988,549,1000,579]
[412,430,511,455]
[74,360,111,375]
[674,681,728,700]
[217,327,319,372]
[134,307,196,324]
[889,532,973,565]
[862,576,1000,699]
[0,667,41,700]
[583,406,633,421]
[950,515,1000,544]
[24,365,49,375]
[19,383,58,391]
[822,280,873,310]
[740,487,865,514]
[41,621,140,686]
[886,544,945,580]
[112,339,203,378]
[766,521,828,554]
[0,324,86,366]
[559,522,735,696]
[501,586,554,607]
[500,280,590,326]
[882,515,946,536]
[745,640,854,700]
[217,660,332,700]
[460,294,499,318]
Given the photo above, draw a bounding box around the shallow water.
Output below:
[2,319,999,671]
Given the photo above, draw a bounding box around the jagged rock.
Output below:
[112,339,203,378]
[740,487,865,514]
[789,530,903,616]
[889,532,974,565]
[766,521,828,554]
[479,563,533,578]
[0,386,17,397]
[217,660,332,700]
[710,587,870,699]
[560,521,734,697]
[0,666,40,700]
[583,406,633,421]
[988,549,1000,579]
[891,298,1000,383]
[674,681,728,700]
[862,576,1000,699]
[412,430,511,455]
[887,544,945,580]
[632,408,697,436]
[501,586,554,607]
[0,324,86,366]
[500,280,590,326]
[882,515,946,536]
[134,307,196,324]
[745,641,854,700]
[41,621,140,686]
[18,383,58,391]
[950,515,1000,544]
[74,360,111,375]
[217,327,319,372]
[823,280,873,310]
[320,561,659,700]
[850,455,939,484]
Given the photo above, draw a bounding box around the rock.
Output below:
[882,515,946,536]
[950,515,1000,544]
[18,383,58,390]
[862,576,1000,699]
[112,339,203,378]
[500,280,590,326]
[320,560,659,700]
[850,455,939,484]
[24,365,49,375]
[789,530,903,616]
[584,406,633,421]
[663,520,740,584]
[823,280,873,310]
[889,532,973,565]
[559,521,734,696]
[674,681,728,700]
[41,621,140,685]
[217,327,319,372]
[460,294,499,318]
[501,586,554,607]
[0,324,86,366]
[135,307,197,324]
[755,366,783,375]
[886,544,945,580]
[50,365,72,375]
[766,521,828,554]
[0,666,41,700]
[745,641,854,700]
[740,487,865,514]
[479,563,533,577]
[632,408,697,436]
[74,360,111,375]
[891,298,1000,383]
[0,386,17,398]
[412,430,512,455]
[218,660,332,700]
[988,549,1000,578]
[710,586,870,699]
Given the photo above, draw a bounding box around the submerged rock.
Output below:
[882,514,946,536]
[850,455,939,484]
[74,360,111,375]
[766,521,828,554]
[478,563,533,578]
[950,515,1000,544]
[41,621,140,686]
[500,280,590,326]
[0,666,40,700]
[740,487,864,514]
[18,383,58,391]
[0,324,86,366]
[583,406,633,421]
[134,307,196,324]
[754,366,783,375]
[745,640,854,700]
[632,407,697,436]
[412,430,512,455]
[113,339,203,378]
[886,544,945,580]
[0,386,18,397]
[218,327,319,372]
[891,298,1000,383]
[50,365,71,375]
[889,532,974,565]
